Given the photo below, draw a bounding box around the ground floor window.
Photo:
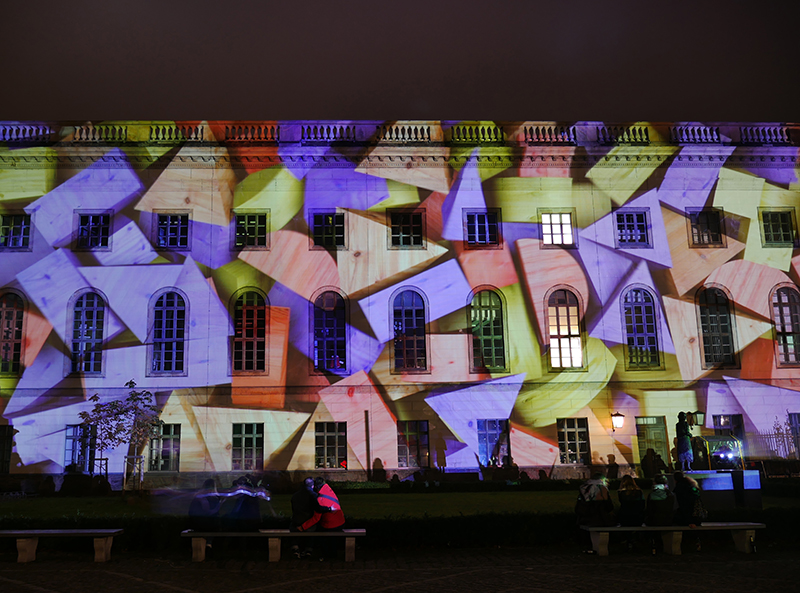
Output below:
[315,422,347,469]
[64,424,97,474]
[477,419,510,466]
[790,413,800,456]
[397,420,430,468]
[557,418,590,464]
[232,423,263,471]
[149,424,181,472]
[713,414,744,440]
[0,425,13,474]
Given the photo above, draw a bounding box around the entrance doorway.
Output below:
[636,416,670,477]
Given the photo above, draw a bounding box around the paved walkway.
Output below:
[1,541,798,593]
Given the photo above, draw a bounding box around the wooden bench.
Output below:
[580,522,765,556]
[181,528,366,562]
[0,529,124,563]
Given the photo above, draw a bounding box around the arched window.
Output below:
[393,290,427,371]
[71,292,105,374]
[622,288,660,368]
[151,291,186,374]
[232,291,268,373]
[313,291,346,371]
[470,290,506,371]
[0,293,24,374]
[698,287,736,367]
[772,286,800,365]
[547,289,583,369]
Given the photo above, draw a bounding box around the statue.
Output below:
[676,411,694,471]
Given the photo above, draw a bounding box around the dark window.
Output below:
[0,425,14,475]
[541,211,574,246]
[233,292,268,373]
[393,290,427,371]
[64,424,97,474]
[0,293,24,375]
[623,288,660,368]
[557,417,590,464]
[615,210,650,247]
[149,424,181,472]
[698,287,736,367]
[313,292,346,371]
[76,213,111,249]
[234,212,269,249]
[789,413,800,455]
[71,292,105,374]
[151,292,186,373]
[477,419,510,466]
[761,209,796,246]
[232,423,263,471]
[156,213,190,249]
[315,422,347,469]
[0,214,31,249]
[312,212,345,248]
[713,414,744,441]
[471,290,506,371]
[390,211,424,247]
[772,287,800,366]
[688,209,724,246]
[465,211,500,246]
[397,420,430,468]
[548,289,583,368]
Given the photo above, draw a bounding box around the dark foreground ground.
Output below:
[1,537,798,593]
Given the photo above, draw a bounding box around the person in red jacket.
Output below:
[297,478,345,532]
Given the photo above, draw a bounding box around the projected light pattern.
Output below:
[1,120,800,482]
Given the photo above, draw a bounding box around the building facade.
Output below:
[1,120,799,487]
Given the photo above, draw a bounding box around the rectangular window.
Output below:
[760,208,796,247]
[713,414,745,441]
[397,420,430,468]
[149,424,181,472]
[540,211,575,247]
[155,212,190,249]
[477,419,510,466]
[615,209,650,248]
[75,211,112,249]
[232,423,263,471]
[64,424,97,474]
[312,211,346,249]
[464,210,500,247]
[557,417,590,464]
[315,421,347,469]
[0,425,14,475]
[789,413,800,455]
[548,290,583,369]
[233,211,270,250]
[0,214,32,250]
[389,211,424,248]
[688,208,724,247]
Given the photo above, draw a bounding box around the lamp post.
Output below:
[611,412,625,433]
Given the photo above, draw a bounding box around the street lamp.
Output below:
[611,412,625,432]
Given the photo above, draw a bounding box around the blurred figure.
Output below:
[297,478,345,560]
[617,475,645,526]
[673,471,706,527]
[189,478,221,549]
[576,473,615,528]
[676,412,694,471]
[645,474,675,554]
[289,477,318,559]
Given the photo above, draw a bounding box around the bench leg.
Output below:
[344,537,355,562]
[16,537,38,563]
[191,537,207,562]
[589,531,609,556]
[93,536,114,562]
[731,530,756,553]
[268,538,281,562]
[662,531,682,555]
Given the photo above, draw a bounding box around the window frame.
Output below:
[686,207,726,248]
[73,209,113,251]
[231,422,264,471]
[557,417,591,465]
[771,284,800,367]
[231,289,270,375]
[154,210,192,251]
[545,287,586,371]
[759,207,797,248]
[397,420,430,469]
[539,208,577,249]
[0,291,25,376]
[148,423,181,472]
[309,209,347,250]
[463,209,502,250]
[477,418,510,467]
[621,286,663,370]
[64,424,97,474]
[68,290,107,376]
[696,285,738,369]
[231,209,270,251]
[387,209,426,249]
[315,421,347,470]
[0,212,33,251]
[469,288,508,373]
[613,208,652,249]
[146,289,189,377]
[391,288,430,374]
[311,289,348,374]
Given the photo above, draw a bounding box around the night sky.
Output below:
[2,2,799,122]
